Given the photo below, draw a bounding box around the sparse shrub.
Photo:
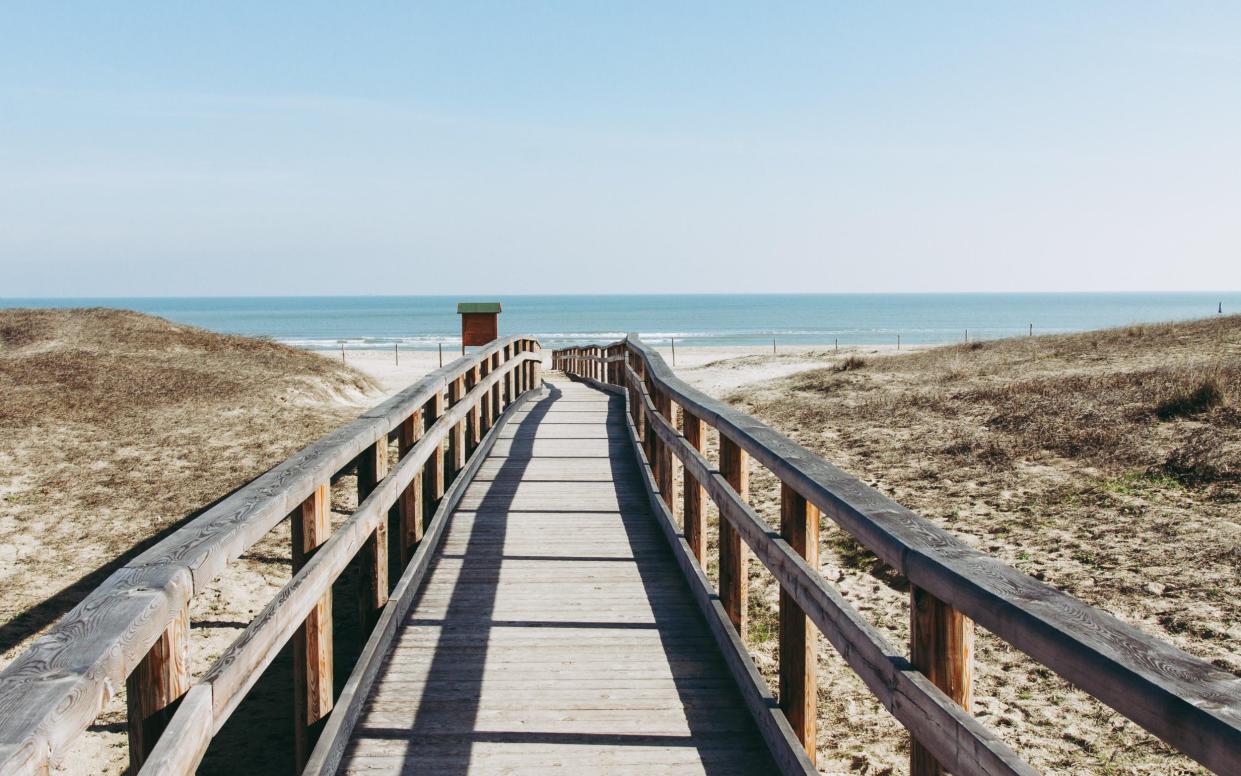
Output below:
[1155,376,1227,420]
[836,355,867,372]
[1159,429,1240,484]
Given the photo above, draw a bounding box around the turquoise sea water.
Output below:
[2,294,1236,351]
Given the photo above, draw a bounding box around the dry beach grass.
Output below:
[687,315,1241,774]
[0,308,382,773]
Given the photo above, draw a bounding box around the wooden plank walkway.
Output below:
[334,377,777,775]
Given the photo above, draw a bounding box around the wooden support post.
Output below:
[398,410,424,565]
[293,483,333,770]
[656,389,677,516]
[719,435,748,638]
[682,407,706,564]
[357,439,388,631]
[424,391,445,519]
[448,376,466,482]
[127,602,190,772]
[910,586,975,776]
[779,484,819,763]
[480,357,493,433]
[503,345,514,406]
[491,352,502,413]
[468,365,482,450]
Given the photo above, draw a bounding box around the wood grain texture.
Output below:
[302,385,536,776]
[133,684,212,776]
[319,377,779,775]
[682,408,706,565]
[611,336,1241,775]
[0,337,530,774]
[424,390,446,526]
[397,409,424,565]
[625,360,1034,776]
[910,586,974,776]
[293,484,334,771]
[126,603,190,772]
[357,440,390,632]
[779,484,818,764]
[718,436,748,639]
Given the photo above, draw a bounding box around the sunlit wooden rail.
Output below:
[553,337,1241,776]
[0,337,542,775]
[3,329,1240,775]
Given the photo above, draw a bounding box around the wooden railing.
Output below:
[553,338,1241,776]
[0,336,542,775]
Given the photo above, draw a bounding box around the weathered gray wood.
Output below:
[133,684,212,776]
[315,378,778,775]
[293,483,333,771]
[126,601,190,772]
[628,362,1033,776]
[0,338,533,774]
[614,336,1241,775]
[303,386,536,776]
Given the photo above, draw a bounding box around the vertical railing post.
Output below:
[467,365,482,450]
[293,483,333,770]
[719,435,748,638]
[682,407,705,563]
[424,391,445,522]
[448,376,466,483]
[480,356,493,433]
[655,389,677,515]
[398,410,424,565]
[357,439,389,631]
[910,588,975,776]
[503,344,514,406]
[127,603,190,772]
[490,351,502,416]
[532,345,542,391]
[779,483,819,763]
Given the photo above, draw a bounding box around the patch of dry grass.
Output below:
[721,315,1241,773]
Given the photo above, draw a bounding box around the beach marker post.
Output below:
[772,337,776,355]
[1029,323,1033,336]
[339,341,345,363]
[671,337,676,366]
[394,343,399,365]
[897,334,901,350]
[438,342,443,367]
[835,338,838,352]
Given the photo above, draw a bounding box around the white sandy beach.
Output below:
[340,341,931,398]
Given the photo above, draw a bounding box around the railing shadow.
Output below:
[343,377,771,773]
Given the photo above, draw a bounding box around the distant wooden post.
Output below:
[423,391,445,533]
[503,345,514,407]
[127,603,190,772]
[467,365,482,450]
[448,376,466,482]
[398,410,424,565]
[656,389,677,518]
[910,586,974,776]
[490,352,502,415]
[438,342,443,367]
[479,356,493,433]
[719,436,748,638]
[394,342,399,365]
[682,407,705,563]
[292,483,333,770]
[357,439,389,631]
[780,484,818,763]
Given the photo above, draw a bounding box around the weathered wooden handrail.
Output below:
[553,338,1241,775]
[0,336,542,775]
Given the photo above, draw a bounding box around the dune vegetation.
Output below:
[0,308,383,773]
[710,315,1240,774]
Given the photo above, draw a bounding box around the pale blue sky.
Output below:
[2,2,1239,295]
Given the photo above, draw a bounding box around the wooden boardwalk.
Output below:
[334,377,777,774]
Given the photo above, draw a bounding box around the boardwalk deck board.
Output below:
[334,378,777,775]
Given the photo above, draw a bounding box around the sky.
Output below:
[2,2,1239,296]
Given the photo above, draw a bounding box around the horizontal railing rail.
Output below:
[552,337,1241,775]
[0,336,542,775]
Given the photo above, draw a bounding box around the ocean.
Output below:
[2,293,1236,351]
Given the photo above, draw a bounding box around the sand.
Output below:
[9,317,1232,775]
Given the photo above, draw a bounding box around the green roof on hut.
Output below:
[456,302,502,314]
